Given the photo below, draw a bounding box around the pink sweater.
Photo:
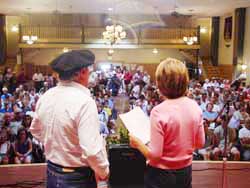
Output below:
[148,97,205,170]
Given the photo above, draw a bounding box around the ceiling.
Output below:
[0,0,250,17]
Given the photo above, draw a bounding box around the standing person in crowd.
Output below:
[3,68,14,92]
[30,50,109,188]
[124,69,133,93]
[109,72,120,96]
[16,68,26,86]
[32,71,44,92]
[129,58,205,188]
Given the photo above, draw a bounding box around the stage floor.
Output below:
[1,161,250,188]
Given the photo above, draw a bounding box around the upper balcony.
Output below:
[18,25,200,49]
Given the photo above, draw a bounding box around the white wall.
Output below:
[243,7,250,84]
[218,12,235,65]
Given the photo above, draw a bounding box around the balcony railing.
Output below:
[20,25,200,45]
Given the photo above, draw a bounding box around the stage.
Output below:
[0,161,250,188]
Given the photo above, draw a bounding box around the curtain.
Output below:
[0,15,7,65]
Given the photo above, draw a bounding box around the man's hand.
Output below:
[95,173,109,182]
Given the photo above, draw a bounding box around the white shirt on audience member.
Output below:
[32,73,44,82]
[239,127,250,139]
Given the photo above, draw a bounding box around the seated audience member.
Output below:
[14,128,32,164]
[203,103,218,128]
[211,96,221,113]
[0,129,10,164]
[238,117,250,160]
[9,111,23,137]
[100,121,109,138]
[22,114,33,139]
[1,87,12,107]
[213,115,240,160]
[107,120,116,134]
[136,95,148,115]
[197,120,214,160]
[97,103,109,125]
[103,102,112,118]
[131,84,140,99]
[228,102,244,130]
[0,100,12,113]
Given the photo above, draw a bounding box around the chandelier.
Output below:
[102,25,126,45]
[183,36,198,45]
[22,35,38,45]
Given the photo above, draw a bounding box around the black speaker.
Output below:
[108,144,146,185]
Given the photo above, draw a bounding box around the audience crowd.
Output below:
[1,64,250,165]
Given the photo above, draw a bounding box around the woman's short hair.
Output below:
[155,58,189,99]
[17,127,28,141]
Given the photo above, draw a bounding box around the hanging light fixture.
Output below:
[22,35,38,45]
[241,64,248,71]
[62,47,70,53]
[11,25,19,32]
[183,16,198,45]
[183,36,198,45]
[102,1,126,45]
[200,27,207,33]
[108,48,114,55]
[152,48,158,54]
[103,25,126,45]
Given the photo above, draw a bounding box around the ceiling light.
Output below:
[241,64,247,71]
[22,35,30,41]
[26,40,34,45]
[183,36,197,45]
[31,36,38,41]
[63,48,70,53]
[193,36,198,42]
[103,24,126,45]
[153,48,158,54]
[108,49,114,54]
[200,27,207,33]
[22,35,38,45]
[108,7,113,11]
[11,25,19,32]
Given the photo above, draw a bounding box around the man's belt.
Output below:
[48,160,92,173]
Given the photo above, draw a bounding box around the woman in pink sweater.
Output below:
[130,58,205,188]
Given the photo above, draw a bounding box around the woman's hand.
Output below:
[129,133,142,149]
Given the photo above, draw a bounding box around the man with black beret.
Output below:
[30,50,109,188]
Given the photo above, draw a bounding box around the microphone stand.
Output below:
[223,103,230,158]
[221,102,230,188]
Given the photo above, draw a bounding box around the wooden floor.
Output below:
[0,161,250,188]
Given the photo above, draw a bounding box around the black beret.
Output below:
[50,50,95,74]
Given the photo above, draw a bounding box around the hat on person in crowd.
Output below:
[14,107,22,113]
[189,88,194,92]
[25,111,35,118]
[2,87,8,92]
[195,96,201,101]
[220,84,225,89]
[50,50,95,80]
